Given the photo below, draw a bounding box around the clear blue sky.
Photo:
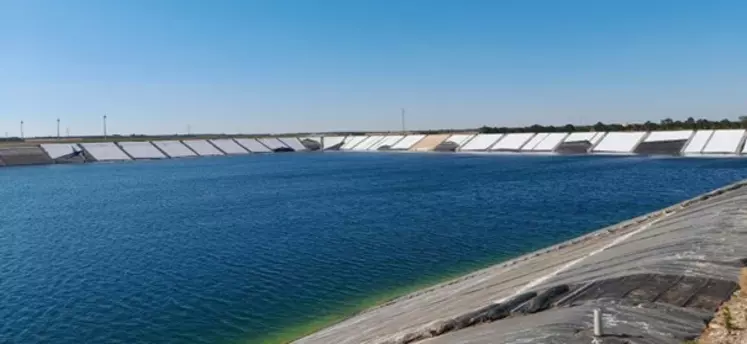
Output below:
[1,0,746,137]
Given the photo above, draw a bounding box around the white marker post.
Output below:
[593,308,603,337]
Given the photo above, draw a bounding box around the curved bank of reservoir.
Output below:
[5,127,747,169]
[295,180,747,344]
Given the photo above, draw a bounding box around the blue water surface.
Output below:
[2,153,747,343]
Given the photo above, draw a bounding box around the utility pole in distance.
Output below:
[401,108,406,133]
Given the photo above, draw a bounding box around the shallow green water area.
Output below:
[2,153,747,344]
[256,259,490,344]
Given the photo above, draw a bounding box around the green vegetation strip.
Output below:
[249,262,492,344]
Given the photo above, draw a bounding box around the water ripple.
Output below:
[1,154,747,343]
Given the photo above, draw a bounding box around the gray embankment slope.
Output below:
[295,180,747,344]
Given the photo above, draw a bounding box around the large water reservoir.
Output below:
[2,153,747,343]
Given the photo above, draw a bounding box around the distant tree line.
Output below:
[10,117,747,141]
[478,117,747,134]
[323,117,747,136]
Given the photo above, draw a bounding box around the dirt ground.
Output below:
[694,269,747,344]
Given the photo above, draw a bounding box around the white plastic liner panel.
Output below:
[444,134,475,147]
[352,136,385,151]
[303,136,321,144]
[341,136,368,150]
[118,141,166,159]
[258,138,289,150]
[643,130,694,142]
[80,142,132,161]
[564,132,595,142]
[322,136,346,149]
[235,138,271,153]
[532,133,568,151]
[390,135,426,150]
[369,135,404,150]
[183,140,224,156]
[152,141,196,157]
[41,143,84,159]
[682,130,714,154]
[592,132,646,153]
[460,134,503,151]
[702,129,745,154]
[210,139,248,154]
[520,133,549,151]
[278,137,307,151]
[590,132,606,145]
[490,133,535,151]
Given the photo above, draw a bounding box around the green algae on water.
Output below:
[251,259,500,344]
